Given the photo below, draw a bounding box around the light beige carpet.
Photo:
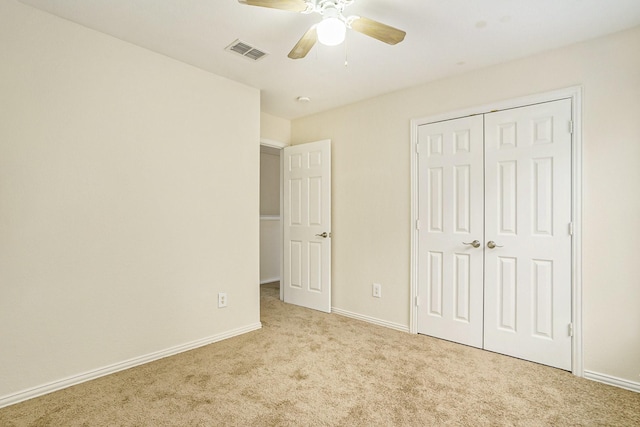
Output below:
[1,282,638,426]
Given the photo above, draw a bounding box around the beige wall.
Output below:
[260,152,281,216]
[260,219,281,283]
[261,112,291,144]
[0,0,260,402]
[292,27,640,384]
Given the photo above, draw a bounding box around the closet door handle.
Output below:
[487,241,504,249]
[463,240,481,248]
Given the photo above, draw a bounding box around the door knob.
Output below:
[486,241,504,249]
[315,232,328,238]
[462,240,481,248]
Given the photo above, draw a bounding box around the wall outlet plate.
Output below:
[372,283,382,298]
[218,292,228,308]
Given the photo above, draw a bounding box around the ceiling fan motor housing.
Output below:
[310,0,354,15]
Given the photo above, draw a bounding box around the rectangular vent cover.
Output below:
[225,39,268,61]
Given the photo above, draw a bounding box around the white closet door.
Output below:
[283,140,332,313]
[417,116,485,348]
[483,99,572,370]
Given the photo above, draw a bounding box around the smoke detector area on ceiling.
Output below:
[225,39,268,61]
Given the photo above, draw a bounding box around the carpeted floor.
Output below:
[1,282,639,426]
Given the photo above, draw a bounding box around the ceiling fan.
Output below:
[238,0,406,59]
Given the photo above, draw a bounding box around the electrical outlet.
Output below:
[372,283,382,298]
[218,292,227,308]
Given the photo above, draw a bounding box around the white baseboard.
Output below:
[332,307,410,333]
[260,277,280,285]
[584,370,640,393]
[0,322,262,409]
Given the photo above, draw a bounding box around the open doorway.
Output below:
[260,141,285,299]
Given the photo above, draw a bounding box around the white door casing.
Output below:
[283,140,332,313]
[483,100,572,370]
[415,98,574,371]
[417,116,485,348]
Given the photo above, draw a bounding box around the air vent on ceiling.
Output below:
[225,39,268,61]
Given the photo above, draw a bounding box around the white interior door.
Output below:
[483,100,572,370]
[417,116,485,348]
[283,140,331,313]
[417,99,573,370]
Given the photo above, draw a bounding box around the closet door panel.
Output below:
[417,116,484,348]
[483,99,572,370]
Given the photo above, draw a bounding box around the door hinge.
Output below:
[416,143,420,155]
[568,222,574,236]
[416,219,421,230]
[568,121,574,134]
[568,323,573,337]
[415,296,420,307]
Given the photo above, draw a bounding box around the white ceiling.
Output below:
[18,0,640,119]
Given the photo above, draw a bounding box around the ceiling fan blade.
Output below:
[349,16,406,45]
[288,26,317,59]
[238,0,309,13]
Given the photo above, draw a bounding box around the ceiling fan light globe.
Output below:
[317,17,346,46]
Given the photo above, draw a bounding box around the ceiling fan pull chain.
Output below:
[344,35,349,67]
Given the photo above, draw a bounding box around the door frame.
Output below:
[409,86,583,377]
